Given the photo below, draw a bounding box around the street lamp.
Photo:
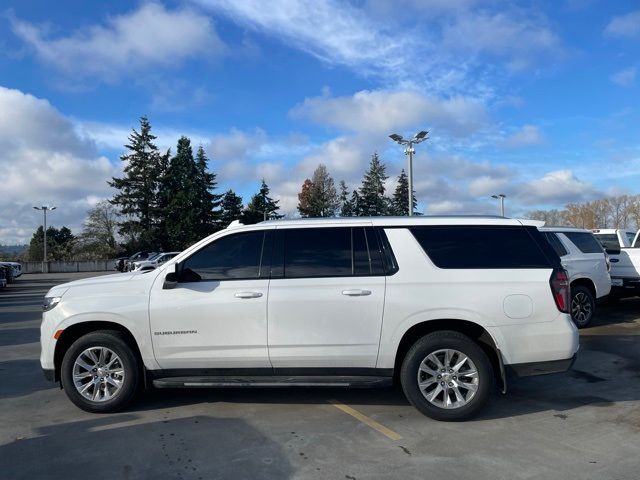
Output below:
[33,205,56,263]
[491,194,506,217]
[389,130,429,216]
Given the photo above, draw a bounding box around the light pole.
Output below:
[389,130,429,216]
[491,194,506,217]
[33,205,56,263]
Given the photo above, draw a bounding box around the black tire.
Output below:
[570,285,595,328]
[400,330,494,421]
[61,330,140,413]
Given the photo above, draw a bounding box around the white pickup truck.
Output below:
[592,229,640,298]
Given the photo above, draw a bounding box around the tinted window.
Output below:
[542,232,568,257]
[181,231,265,281]
[626,231,636,247]
[594,234,620,251]
[563,232,604,254]
[410,226,552,269]
[283,228,352,278]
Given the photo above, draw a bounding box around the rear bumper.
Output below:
[507,354,577,378]
[611,277,640,297]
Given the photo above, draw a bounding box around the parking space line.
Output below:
[328,399,402,441]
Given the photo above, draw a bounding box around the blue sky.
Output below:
[1,0,639,243]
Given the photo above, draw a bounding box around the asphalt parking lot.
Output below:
[1,273,639,480]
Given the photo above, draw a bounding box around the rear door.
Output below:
[267,226,386,369]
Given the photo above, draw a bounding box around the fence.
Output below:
[21,260,116,274]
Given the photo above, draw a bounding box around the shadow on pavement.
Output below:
[0,415,293,480]
[0,327,39,347]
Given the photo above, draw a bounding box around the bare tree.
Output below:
[75,201,121,259]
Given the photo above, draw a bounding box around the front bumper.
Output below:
[506,354,577,377]
[42,368,56,382]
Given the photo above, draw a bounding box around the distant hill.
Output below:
[0,245,28,259]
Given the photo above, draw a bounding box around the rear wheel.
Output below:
[61,330,140,413]
[400,331,494,421]
[570,285,595,328]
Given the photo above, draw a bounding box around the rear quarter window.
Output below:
[563,232,604,254]
[594,234,620,251]
[410,226,554,269]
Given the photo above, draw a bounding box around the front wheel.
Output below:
[570,285,595,328]
[400,331,494,421]
[61,330,140,413]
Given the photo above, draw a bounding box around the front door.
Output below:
[267,226,386,370]
[149,229,273,370]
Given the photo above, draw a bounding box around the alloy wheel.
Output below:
[417,349,479,409]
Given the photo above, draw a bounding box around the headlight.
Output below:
[43,296,62,312]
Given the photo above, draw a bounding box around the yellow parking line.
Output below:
[329,399,402,441]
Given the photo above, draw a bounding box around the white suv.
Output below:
[40,217,578,421]
[539,227,611,328]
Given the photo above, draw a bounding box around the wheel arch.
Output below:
[53,321,144,383]
[393,319,505,392]
[570,277,596,298]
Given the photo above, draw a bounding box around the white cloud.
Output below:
[604,10,640,39]
[610,66,637,87]
[0,86,119,244]
[501,125,544,148]
[517,170,600,205]
[442,11,559,67]
[10,3,224,82]
[291,89,488,137]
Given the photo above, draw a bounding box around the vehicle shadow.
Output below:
[0,359,55,399]
[128,333,640,422]
[0,415,293,480]
[592,297,640,326]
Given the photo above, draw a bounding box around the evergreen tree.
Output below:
[194,145,222,237]
[219,190,244,228]
[339,180,353,217]
[350,190,362,217]
[390,169,417,216]
[358,152,389,216]
[27,226,75,261]
[241,179,283,224]
[297,179,314,217]
[109,116,164,250]
[162,136,202,249]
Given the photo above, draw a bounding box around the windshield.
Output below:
[147,253,163,261]
[625,231,637,247]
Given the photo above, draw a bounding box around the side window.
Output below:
[410,226,552,269]
[283,228,352,278]
[594,234,620,251]
[180,231,266,281]
[626,232,636,246]
[543,232,568,257]
[563,232,604,254]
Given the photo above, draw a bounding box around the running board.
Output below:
[152,375,393,389]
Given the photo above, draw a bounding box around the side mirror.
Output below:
[163,264,179,290]
[605,248,621,255]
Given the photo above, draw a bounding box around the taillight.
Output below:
[550,269,570,313]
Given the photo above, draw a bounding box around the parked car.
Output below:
[131,252,181,271]
[592,229,640,299]
[0,263,16,284]
[0,265,7,289]
[41,217,577,421]
[114,257,129,272]
[0,262,21,279]
[126,251,158,271]
[539,227,610,328]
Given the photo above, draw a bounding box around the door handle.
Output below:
[342,289,372,296]
[234,291,263,299]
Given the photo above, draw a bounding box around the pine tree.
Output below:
[309,164,339,217]
[350,190,362,216]
[109,116,164,250]
[241,179,283,225]
[162,136,202,249]
[219,190,244,228]
[194,145,222,237]
[358,152,388,216]
[390,169,417,216]
[339,180,353,217]
[297,179,314,217]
